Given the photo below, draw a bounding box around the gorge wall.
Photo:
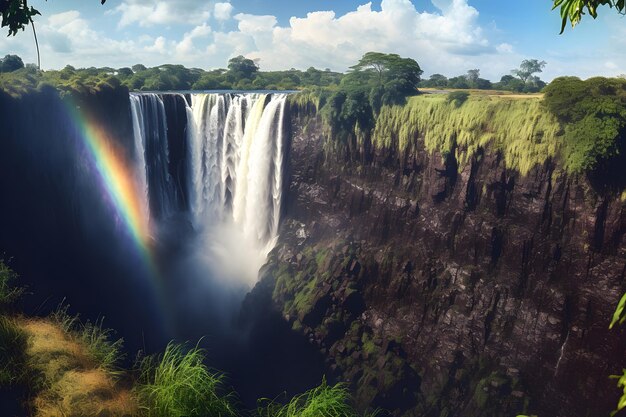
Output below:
[263,96,626,417]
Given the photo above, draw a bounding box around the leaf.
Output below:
[610,292,626,329]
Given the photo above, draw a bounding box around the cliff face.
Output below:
[266,98,626,417]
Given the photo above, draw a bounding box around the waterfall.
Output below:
[130,91,288,284]
[129,93,179,221]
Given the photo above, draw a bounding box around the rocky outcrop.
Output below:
[265,102,626,417]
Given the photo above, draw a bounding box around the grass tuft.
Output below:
[0,315,28,385]
[257,378,362,417]
[50,301,124,376]
[0,260,23,310]
[135,341,236,417]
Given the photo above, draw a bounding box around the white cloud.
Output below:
[4,0,625,81]
[214,2,233,21]
[224,0,501,77]
[497,43,513,54]
[176,23,212,55]
[113,0,212,27]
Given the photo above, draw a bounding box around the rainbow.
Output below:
[65,100,154,272]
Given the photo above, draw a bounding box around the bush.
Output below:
[543,76,626,173]
[446,91,470,107]
[135,342,236,417]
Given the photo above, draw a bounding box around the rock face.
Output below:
[266,102,626,416]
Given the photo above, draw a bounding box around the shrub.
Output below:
[135,342,236,417]
[543,76,626,173]
[446,91,470,107]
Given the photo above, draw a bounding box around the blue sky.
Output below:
[1,0,624,81]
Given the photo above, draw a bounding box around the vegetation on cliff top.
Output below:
[372,94,560,175]
[293,70,626,182]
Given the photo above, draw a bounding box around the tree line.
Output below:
[419,60,547,93]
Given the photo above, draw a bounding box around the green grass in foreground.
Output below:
[135,341,237,417]
[257,378,376,417]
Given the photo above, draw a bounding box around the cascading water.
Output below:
[130,91,288,285]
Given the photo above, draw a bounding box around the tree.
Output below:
[428,74,448,87]
[117,67,133,77]
[350,52,423,89]
[466,69,480,86]
[0,54,24,72]
[553,0,626,33]
[227,55,259,80]
[448,76,470,89]
[512,59,547,84]
[132,64,147,73]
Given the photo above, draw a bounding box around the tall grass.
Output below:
[50,302,124,376]
[0,315,28,385]
[372,95,561,175]
[135,342,236,417]
[257,379,368,417]
[0,260,23,310]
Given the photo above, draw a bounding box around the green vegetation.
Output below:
[50,302,125,375]
[0,57,344,97]
[372,94,560,175]
[446,91,470,107]
[257,379,363,417]
[553,0,626,32]
[0,315,27,385]
[135,342,236,417]
[0,259,22,309]
[543,76,626,173]
[1,0,105,36]
[420,62,546,93]
[0,53,24,72]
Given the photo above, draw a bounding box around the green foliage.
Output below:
[80,318,125,376]
[227,55,259,80]
[0,0,40,36]
[512,59,546,84]
[0,61,344,96]
[257,378,360,417]
[610,293,626,329]
[50,302,124,376]
[0,54,24,72]
[372,95,560,175]
[420,66,542,93]
[135,342,236,417]
[1,0,106,36]
[0,315,27,385]
[553,0,625,33]
[543,76,626,173]
[0,260,22,310]
[610,369,626,416]
[446,91,470,107]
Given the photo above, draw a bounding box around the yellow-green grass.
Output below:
[21,317,137,417]
[372,94,561,175]
[257,379,369,417]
